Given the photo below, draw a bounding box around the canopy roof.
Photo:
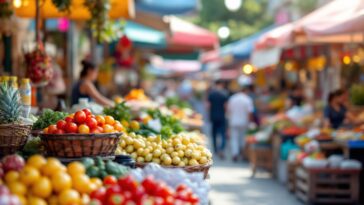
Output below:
[125,21,166,49]
[221,25,274,60]
[135,0,197,15]
[295,0,364,37]
[14,0,134,19]
[168,16,218,50]
[255,23,294,50]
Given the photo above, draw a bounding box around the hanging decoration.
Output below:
[0,0,12,19]
[51,0,72,12]
[25,42,53,86]
[84,0,123,43]
[115,35,134,68]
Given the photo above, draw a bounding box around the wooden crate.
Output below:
[287,162,298,192]
[250,144,273,177]
[295,166,360,205]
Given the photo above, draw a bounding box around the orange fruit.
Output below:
[67,162,85,177]
[27,155,47,169]
[130,121,140,130]
[5,171,20,183]
[95,115,105,126]
[51,172,72,193]
[90,178,103,188]
[113,122,124,132]
[20,166,41,186]
[78,124,90,134]
[31,177,52,198]
[7,181,27,195]
[72,174,91,193]
[43,127,48,134]
[16,194,26,205]
[103,124,114,133]
[58,189,80,205]
[41,158,65,177]
[104,116,115,125]
[28,197,47,205]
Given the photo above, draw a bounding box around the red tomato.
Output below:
[142,176,157,195]
[176,184,188,192]
[54,129,65,134]
[90,187,106,201]
[118,175,138,192]
[103,176,117,186]
[48,125,58,134]
[56,120,67,130]
[107,193,125,205]
[86,117,98,129]
[187,193,199,204]
[65,116,74,123]
[82,108,92,116]
[65,122,78,133]
[74,111,87,124]
[156,184,173,199]
[105,185,122,200]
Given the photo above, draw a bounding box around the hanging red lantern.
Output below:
[115,35,134,68]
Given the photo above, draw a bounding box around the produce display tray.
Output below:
[57,156,115,164]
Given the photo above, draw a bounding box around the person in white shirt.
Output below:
[227,86,254,162]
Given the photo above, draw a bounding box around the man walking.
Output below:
[227,84,253,162]
[207,80,228,159]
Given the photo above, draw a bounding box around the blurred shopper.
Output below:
[288,84,305,108]
[71,60,114,107]
[324,90,356,129]
[227,85,253,162]
[247,85,260,126]
[207,80,228,158]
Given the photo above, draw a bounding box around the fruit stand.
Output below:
[0,78,212,205]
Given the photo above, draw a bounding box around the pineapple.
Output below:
[0,83,21,124]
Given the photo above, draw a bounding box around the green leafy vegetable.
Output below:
[32,109,68,130]
[165,96,191,109]
[103,102,132,122]
[146,109,184,139]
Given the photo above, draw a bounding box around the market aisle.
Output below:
[208,157,302,205]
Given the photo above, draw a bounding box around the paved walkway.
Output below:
[208,157,302,205]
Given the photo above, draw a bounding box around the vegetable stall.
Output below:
[0,78,212,205]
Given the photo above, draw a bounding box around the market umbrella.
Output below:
[221,25,274,60]
[14,0,134,19]
[255,23,294,50]
[135,0,197,15]
[168,16,218,50]
[295,0,364,37]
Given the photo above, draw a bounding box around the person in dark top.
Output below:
[288,84,305,107]
[71,60,114,106]
[324,90,355,129]
[207,80,228,158]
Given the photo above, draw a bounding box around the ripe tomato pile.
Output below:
[43,109,125,134]
[90,175,199,205]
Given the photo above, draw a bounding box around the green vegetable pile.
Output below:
[350,84,364,106]
[145,109,184,139]
[103,102,132,122]
[32,109,68,130]
[19,137,43,157]
[82,157,129,179]
[165,96,191,109]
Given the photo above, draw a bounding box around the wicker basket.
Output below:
[40,132,122,158]
[0,124,31,157]
[136,161,213,179]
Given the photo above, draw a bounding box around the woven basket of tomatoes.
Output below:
[40,109,125,158]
